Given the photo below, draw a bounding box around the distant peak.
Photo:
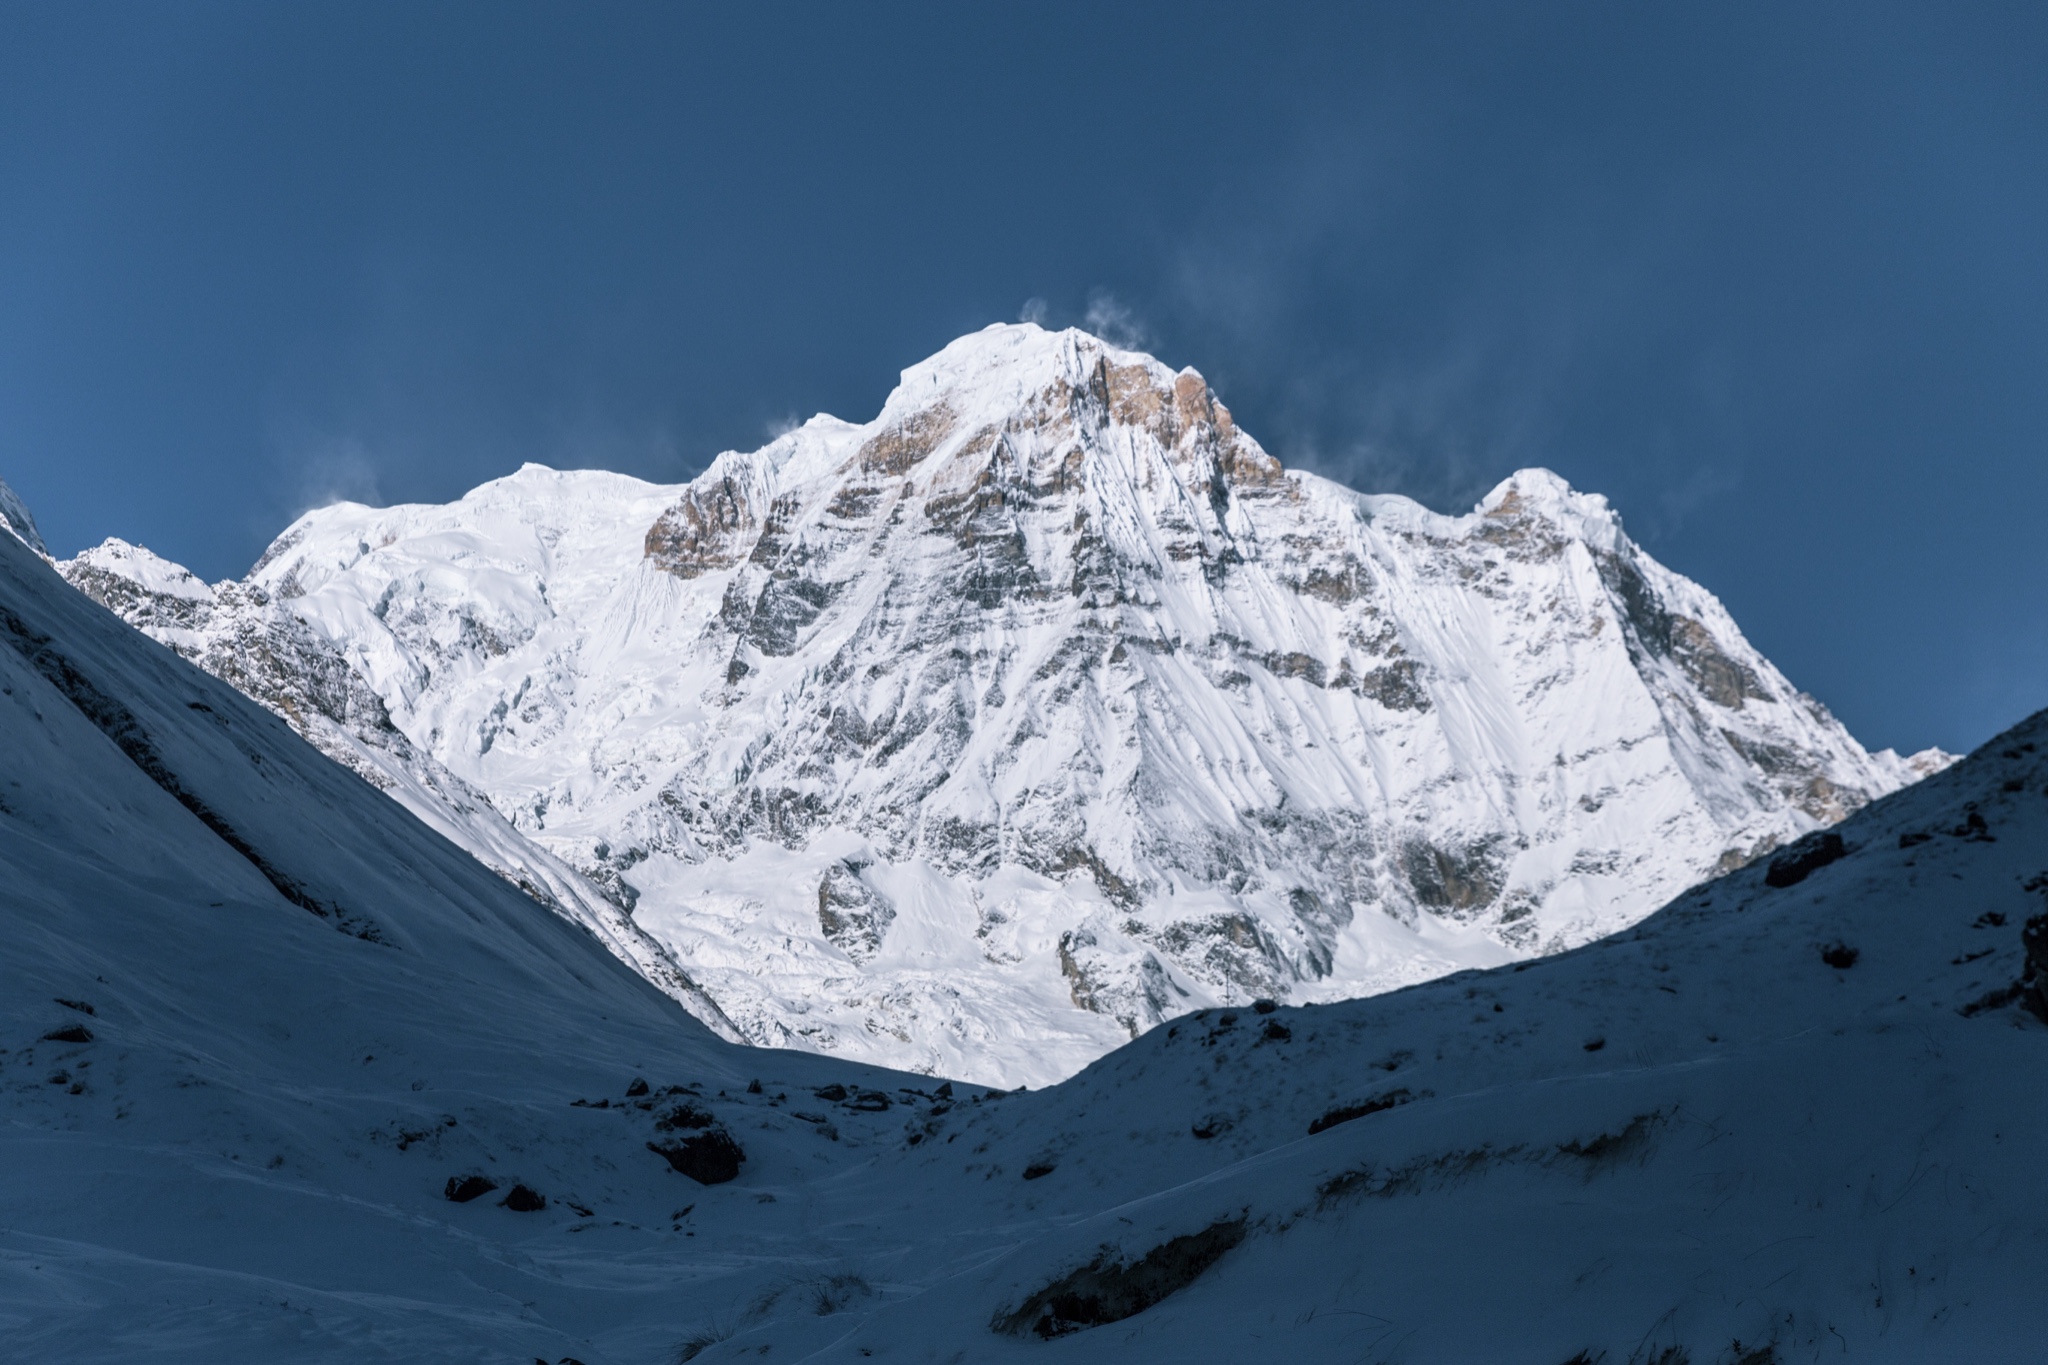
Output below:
[65,537,214,600]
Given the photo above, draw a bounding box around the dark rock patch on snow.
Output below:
[1317,1145,1512,1206]
[1307,1088,1414,1135]
[1555,1111,1666,1170]
[500,1184,546,1212]
[992,1216,1247,1338]
[1959,982,2025,1017]
[654,1101,715,1132]
[648,1131,745,1185]
[1951,807,1995,842]
[1764,831,1846,888]
[443,1174,498,1203]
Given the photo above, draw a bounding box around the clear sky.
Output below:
[2,2,2043,756]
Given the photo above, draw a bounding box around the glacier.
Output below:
[53,324,1946,1085]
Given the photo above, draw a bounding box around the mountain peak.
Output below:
[1475,467,1625,545]
[62,324,1930,1085]
[71,537,214,600]
[876,322,1230,446]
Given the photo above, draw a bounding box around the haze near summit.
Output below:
[3,3,2044,757]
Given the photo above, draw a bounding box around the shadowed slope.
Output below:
[3,518,2041,1362]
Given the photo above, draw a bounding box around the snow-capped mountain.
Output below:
[4,512,2042,1362]
[59,324,1945,1085]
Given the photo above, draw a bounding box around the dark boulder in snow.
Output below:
[41,1024,93,1044]
[500,1184,546,1212]
[648,1130,745,1185]
[443,1175,497,1203]
[1764,831,1847,888]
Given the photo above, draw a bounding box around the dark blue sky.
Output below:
[2,2,2043,755]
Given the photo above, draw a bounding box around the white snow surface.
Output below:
[59,325,1947,1086]
[3,518,2043,1362]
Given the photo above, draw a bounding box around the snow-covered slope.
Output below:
[57,536,740,1040]
[0,473,46,555]
[4,517,2042,1362]
[59,324,1945,1085]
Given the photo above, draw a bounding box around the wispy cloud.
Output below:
[1138,104,1739,520]
[1082,290,1151,350]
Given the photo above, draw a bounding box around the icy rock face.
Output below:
[0,474,46,555]
[60,325,1944,1085]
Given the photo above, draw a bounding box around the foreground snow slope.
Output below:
[5,512,2044,1361]
[60,325,1944,1085]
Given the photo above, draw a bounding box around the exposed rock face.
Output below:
[56,325,1946,1086]
[817,860,893,963]
[644,459,771,578]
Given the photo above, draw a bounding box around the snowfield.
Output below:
[55,324,1945,1086]
[3,479,2044,1361]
